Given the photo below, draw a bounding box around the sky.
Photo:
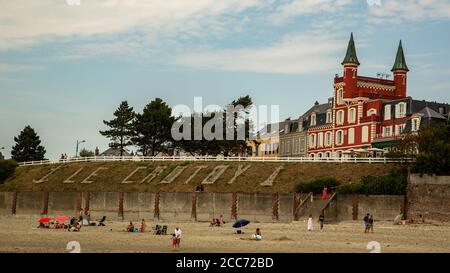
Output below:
[1,0,450,160]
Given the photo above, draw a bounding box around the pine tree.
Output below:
[100,101,135,156]
[132,98,176,156]
[11,126,46,162]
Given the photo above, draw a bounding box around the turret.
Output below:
[391,40,409,98]
[341,33,360,98]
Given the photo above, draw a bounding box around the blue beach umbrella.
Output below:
[233,219,250,228]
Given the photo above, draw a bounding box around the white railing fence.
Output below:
[17,155,414,167]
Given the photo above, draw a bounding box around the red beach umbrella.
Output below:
[56,216,68,223]
[38,218,51,223]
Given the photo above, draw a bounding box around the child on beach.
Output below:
[307,215,313,231]
[171,234,177,250]
[318,214,325,231]
[363,213,370,233]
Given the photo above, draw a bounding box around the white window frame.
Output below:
[336,130,344,146]
[336,110,345,125]
[311,113,317,126]
[349,108,356,123]
[326,111,332,123]
[384,105,391,120]
[396,102,407,118]
[362,126,369,143]
[348,128,355,144]
[318,132,324,148]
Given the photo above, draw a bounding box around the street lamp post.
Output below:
[75,140,86,158]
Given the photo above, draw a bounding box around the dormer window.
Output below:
[311,113,317,126]
[326,111,332,123]
[395,102,407,118]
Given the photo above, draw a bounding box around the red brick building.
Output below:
[307,33,449,158]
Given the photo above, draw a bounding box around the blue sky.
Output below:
[1,0,450,160]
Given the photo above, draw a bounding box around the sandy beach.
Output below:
[0,216,449,253]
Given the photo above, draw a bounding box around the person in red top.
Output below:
[322,186,328,200]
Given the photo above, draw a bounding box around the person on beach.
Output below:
[363,213,370,233]
[368,215,374,233]
[319,214,325,231]
[174,227,182,249]
[322,186,328,200]
[307,214,313,231]
[126,221,134,232]
[219,215,225,226]
[254,228,262,240]
[140,219,146,232]
[171,233,178,250]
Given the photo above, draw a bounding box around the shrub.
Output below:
[337,170,407,195]
[295,177,340,194]
[0,160,18,184]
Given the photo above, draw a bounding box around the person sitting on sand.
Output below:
[126,221,134,232]
[140,219,146,233]
[68,221,81,232]
[219,215,225,226]
[209,218,216,227]
[252,228,262,240]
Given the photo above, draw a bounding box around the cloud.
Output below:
[269,0,353,25]
[0,63,45,72]
[368,0,450,24]
[0,0,269,50]
[171,32,345,75]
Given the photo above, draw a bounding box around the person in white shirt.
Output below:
[174,227,182,248]
[307,215,313,231]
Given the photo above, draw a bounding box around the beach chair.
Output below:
[162,225,168,235]
[98,216,106,226]
[154,224,162,235]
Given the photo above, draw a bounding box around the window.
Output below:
[310,134,316,148]
[412,118,420,132]
[383,126,392,137]
[367,108,377,116]
[349,108,356,123]
[362,126,369,143]
[311,113,317,126]
[325,132,332,146]
[299,138,305,152]
[337,88,344,105]
[336,130,344,145]
[326,111,332,123]
[336,110,345,125]
[396,102,407,118]
[318,132,324,148]
[384,105,391,120]
[395,124,406,136]
[348,128,355,144]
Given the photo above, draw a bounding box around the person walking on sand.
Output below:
[307,214,313,231]
[174,227,182,249]
[363,213,370,233]
[368,214,374,233]
[318,213,325,231]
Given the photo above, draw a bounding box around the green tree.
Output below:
[79,148,94,158]
[0,160,18,184]
[132,98,176,156]
[413,124,450,175]
[11,126,46,162]
[100,101,135,156]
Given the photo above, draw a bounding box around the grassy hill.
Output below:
[0,161,402,193]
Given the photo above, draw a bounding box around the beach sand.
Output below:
[0,216,449,253]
